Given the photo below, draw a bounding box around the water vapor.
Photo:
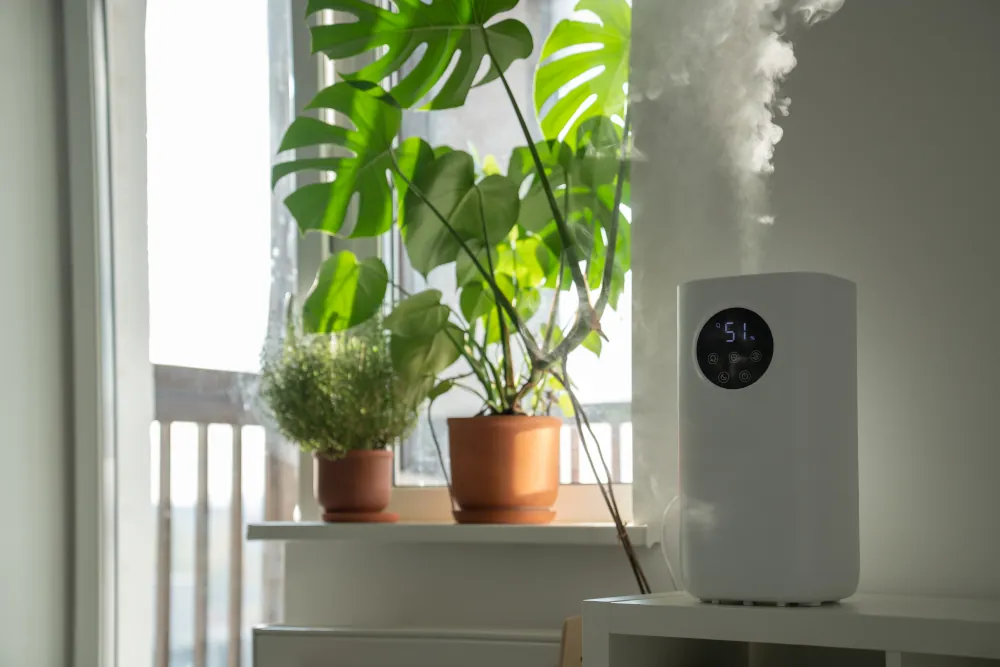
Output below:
[634,0,845,273]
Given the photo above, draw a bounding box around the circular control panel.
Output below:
[696,308,774,389]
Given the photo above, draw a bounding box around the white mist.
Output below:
[631,0,844,274]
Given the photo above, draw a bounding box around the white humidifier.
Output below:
[677,272,859,605]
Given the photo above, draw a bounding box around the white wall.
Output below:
[282,541,668,630]
[632,0,1000,596]
[263,539,669,667]
[0,0,71,665]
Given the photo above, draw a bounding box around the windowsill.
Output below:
[246,521,649,546]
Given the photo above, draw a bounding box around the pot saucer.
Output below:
[322,511,400,523]
[452,508,556,525]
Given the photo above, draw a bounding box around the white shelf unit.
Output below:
[583,592,1000,667]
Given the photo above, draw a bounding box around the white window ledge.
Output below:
[246,521,649,547]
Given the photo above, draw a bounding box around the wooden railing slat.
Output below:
[570,428,581,484]
[154,422,172,667]
[611,423,622,484]
[194,424,210,667]
[262,433,288,625]
[228,426,244,667]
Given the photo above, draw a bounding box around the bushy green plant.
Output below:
[260,316,420,459]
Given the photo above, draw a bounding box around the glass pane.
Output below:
[394,0,632,487]
[146,2,298,666]
[146,0,272,374]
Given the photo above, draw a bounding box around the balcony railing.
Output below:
[561,401,632,484]
[153,365,297,667]
[151,364,631,667]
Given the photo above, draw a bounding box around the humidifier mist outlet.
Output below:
[677,272,859,605]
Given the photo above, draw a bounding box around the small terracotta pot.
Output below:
[448,415,562,524]
[314,449,394,520]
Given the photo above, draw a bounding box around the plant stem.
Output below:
[562,375,618,518]
[388,152,544,365]
[552,363,651,595]
[544,255,566,352]
[441,371,478,382]
[479,192,517,407]
[553,365,619,521]
[480,27,594,316]
[426,397,457,514]
[478,30,632,369]
[479,311,509,412]
[510,369,543,411]
[451,382,495,409]
[543,309,592,369]
[499,314,516,407]
[440,319,500,410]
[476,337,507,410]
[595,108,632,318]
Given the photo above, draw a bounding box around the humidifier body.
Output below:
[678,272,859,605]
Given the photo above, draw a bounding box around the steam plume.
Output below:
[634,0,844,273]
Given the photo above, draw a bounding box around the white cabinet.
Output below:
[583,592,1000,667]
[253,627,561,667]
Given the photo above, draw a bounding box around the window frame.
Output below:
[289,0,637,526]
[63,0,155,665]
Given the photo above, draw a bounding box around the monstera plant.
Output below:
[273,0,648,592]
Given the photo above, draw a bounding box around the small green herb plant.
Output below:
[260,316,420,460]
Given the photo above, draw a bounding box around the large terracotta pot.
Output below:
[314,449,398,523]
[448,415,562,525]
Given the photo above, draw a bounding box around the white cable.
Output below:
[660,495,681,591]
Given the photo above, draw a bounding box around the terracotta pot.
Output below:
[448,415,562,524]
[313,449,393,519]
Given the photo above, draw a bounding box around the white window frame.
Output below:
[63,0,154,665]
[289,2,637,526]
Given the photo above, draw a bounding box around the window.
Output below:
[387,0,635,490]
[146,1,273,375]
[146,1,299,665]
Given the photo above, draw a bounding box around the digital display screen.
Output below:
[696,307,774,389]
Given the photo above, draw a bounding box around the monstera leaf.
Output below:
[586,210,630,309]
[496,237,557,289]
[402,151,520,276]
[455,241,499,286]
[508,118,630,304]
[507,139,575,191]
[385,290,463,383]
[307,0,533,110]
[272,82,432,237]
[385,290,450,339]
[510,118,622,196]
[534,0,631,145]
[302,251,389,333]
[512,119,629,271]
